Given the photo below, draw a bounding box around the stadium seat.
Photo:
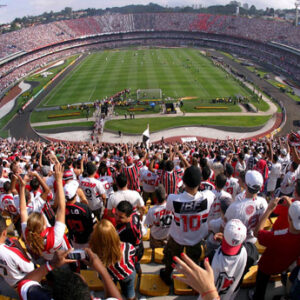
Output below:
[142,228,150,241]
[173,274,195,295]
[264,219,273,230]
[199,244,206,261]
[255,241,266,254]
[154,248,164,264]
[140,248,152,264]
[0,296,16,300]
[139,274,170,296]
[242,265,285,287]
[5,218,12,228]
[80,270,104,291]
[242,265,258,287]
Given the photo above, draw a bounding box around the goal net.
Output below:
[137,89,162,100]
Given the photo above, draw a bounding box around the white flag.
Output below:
[142,125,150,149]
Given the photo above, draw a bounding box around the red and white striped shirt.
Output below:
[123,161,143,192]
[107,243,136,281]
[158,170,182,196]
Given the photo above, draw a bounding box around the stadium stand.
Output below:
[0,135,298,299]
[1,13,300,92]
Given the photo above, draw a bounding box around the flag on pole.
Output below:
[142,124,150,149]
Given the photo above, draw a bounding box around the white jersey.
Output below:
[140,170,158,193]
[80,177,106,211]
[210,246,247,300]
[99,174,114,197]
[0,243,34,287]
[267,162,281,192]
[0,193,19,216]
[235,161,246,175]
[108,189,144,210]
[225,194,268,243]
[208,190,232,223]
[278,155,290,175]
[166,190,215,246]
[224,177,240,200]
[144,202,173,240]
[46,176,55,193]
[22,221,70,261]
[280,170,297,195]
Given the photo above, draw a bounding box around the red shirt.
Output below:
[272,200,296,231]
[258,228,300,275]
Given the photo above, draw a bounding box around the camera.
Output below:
[67,249,87,260]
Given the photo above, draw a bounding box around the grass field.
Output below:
[39,48,259,108]
[31,108,94,123]
[105,116,272,134]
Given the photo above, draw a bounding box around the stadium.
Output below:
[0,12,299,143]
[0,3,300,300]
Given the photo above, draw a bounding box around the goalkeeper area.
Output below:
[137,89,162,101]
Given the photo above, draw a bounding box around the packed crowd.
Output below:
[0,132,299,299]
[1,13,300,60]
[1,13,300,92]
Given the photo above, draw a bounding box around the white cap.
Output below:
[64,180,79,200]
[95,156,100,163]
[222,219,247,255]
[289,201,300,230]
[245,170,263,192]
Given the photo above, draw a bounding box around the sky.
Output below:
[0,0,296,24]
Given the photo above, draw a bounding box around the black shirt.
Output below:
[116,212,144,261]
[65,202,97,244]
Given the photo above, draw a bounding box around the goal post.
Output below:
[136,89,162,100]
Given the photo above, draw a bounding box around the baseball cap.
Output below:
[63,170,74,181]
[222,219,247,256]
[245,170,263,193]
[288,201,300,230]
[64,180,79,200]
[183,166,201,188]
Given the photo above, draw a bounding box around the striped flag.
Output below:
[142,124,150,149]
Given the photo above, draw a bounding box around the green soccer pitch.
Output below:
[38,48,258,107]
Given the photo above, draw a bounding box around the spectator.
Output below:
[115,201,144,276]
[19,163,71,261]
[107,173,145,218]
[0,214,34,287]
[64,180,97,250]
[90,219,136,300]
[144,184,173,249]
[79,162,106,220]
[252,199,300,300]
[160,166,214,285]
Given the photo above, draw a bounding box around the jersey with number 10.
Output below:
[166,190,214,246]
